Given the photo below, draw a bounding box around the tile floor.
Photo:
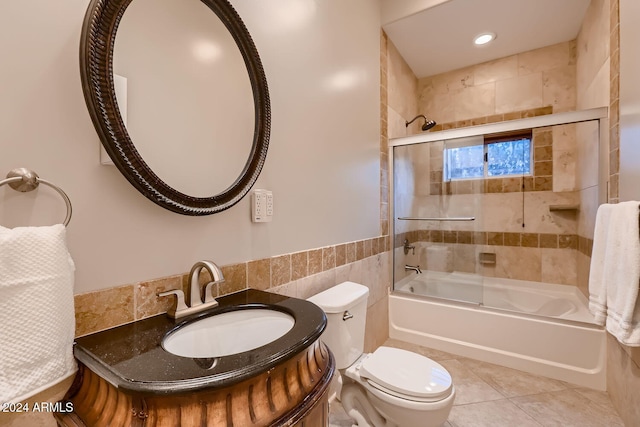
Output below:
[329,338,625,427]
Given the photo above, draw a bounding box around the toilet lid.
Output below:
[360,347,452,400]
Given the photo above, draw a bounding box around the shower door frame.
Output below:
[388,107,609,294]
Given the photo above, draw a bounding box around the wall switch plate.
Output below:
[252,189,273,222]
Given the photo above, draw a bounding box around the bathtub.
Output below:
[390,272,606,390]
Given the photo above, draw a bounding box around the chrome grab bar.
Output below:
[397,216,475,221]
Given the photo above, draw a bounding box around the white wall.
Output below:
[619,0,640,201]
[0,0,381,293]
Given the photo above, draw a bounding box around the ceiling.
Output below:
[382,0,591,78]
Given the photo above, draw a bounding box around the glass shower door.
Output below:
[392,140,484,305]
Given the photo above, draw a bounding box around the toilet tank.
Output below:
[307,282,369,369]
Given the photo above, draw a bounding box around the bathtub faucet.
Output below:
[403,239,415,255]
[405,264,422,274]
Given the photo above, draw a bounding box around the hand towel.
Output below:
[603,201,640,346]
[0,224,77,403]
[588,203,614,325]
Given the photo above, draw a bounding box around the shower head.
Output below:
[405,114,437,131]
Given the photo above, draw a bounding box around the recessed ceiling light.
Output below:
[474,32,496,46]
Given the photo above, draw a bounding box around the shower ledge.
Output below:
[549,204,580,212]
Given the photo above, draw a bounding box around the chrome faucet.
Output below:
[403,239,415,255]
[158,260,225,318]
[405,264,422,274]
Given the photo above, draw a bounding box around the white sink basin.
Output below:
[162,309,295,358]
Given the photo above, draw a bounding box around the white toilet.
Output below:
[308,281,455,427]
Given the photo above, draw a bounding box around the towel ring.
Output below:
[0,168,72,226]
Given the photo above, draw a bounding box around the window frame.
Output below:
[444,130,533,182]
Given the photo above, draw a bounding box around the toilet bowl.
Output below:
[308,282,455,427]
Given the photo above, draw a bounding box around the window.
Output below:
[444,131,532,181]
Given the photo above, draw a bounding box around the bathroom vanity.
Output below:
[54,290,334,426]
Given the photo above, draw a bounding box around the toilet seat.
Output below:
[358,347,452,402]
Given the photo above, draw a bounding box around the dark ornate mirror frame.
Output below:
[80,0,270,215]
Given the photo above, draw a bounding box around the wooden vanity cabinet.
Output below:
[54,340,334,427]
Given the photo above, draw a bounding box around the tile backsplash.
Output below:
[74,236,390,338]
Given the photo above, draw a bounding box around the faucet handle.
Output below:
[204,279,224,304]
[158,289,189,316]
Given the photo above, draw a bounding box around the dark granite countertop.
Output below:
[73,289,327,395]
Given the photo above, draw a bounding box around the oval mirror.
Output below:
[80,0,270,215]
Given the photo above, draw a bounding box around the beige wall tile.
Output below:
[294,269,337,300]
[541,248,578,285]
[576,251,591,297]
[453,83,496,121]
[481,193,525,233]
[269,282,298,298]
[356,240,365,260]
[474,55,518,85]
[504,232,521,247]
[554,149,577,192]
[487,232,504,246]
[345,242,356,264]
[559,234,578,249]
[271,254,292,287]
[578,60,610,110]
[576,116,601,191]
[336,257,366,289]
[387,39,419,120]
[495,73,543,114]
[535,146,553,162]
[73,242,391,345]
[576,0,611,96]
[543,65,577,112]
[493,246,542,282]
[518,41,573,76]
[364,239,373,258]
[308,248,323,275]
[534,161,553,176]
[430,66,474,94]
[322,246,336,271]
[291,251,308,281]
[534,176,553,191]
[523,191,579,234]
[248,258,271,290]
[577,186,600,239]
[453,244,477,273]
[75,285,134,337]
[362,252,391,305]
[387,106,410,139]
[423,244,453,272]
[606,333,640,427]
[553,124,577,151]
[534,128,553,146]
[136,275,183,320]
[364,295,389,353]
[371,237,380,256]
[539,234,558,249]
[335,244,347,266]
[419,87,456,124]
[521,233,539,248]
[219,263,248,295]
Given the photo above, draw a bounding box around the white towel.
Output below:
[588,204,613,325]
[588,201,640,346]
[0,224,77,403]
